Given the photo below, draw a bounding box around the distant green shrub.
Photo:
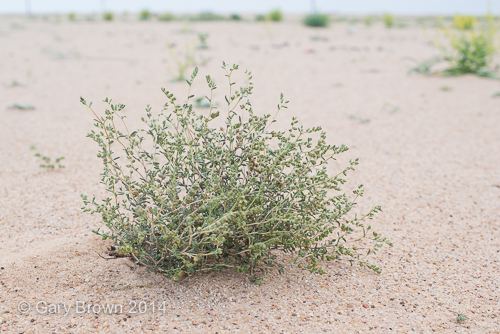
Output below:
[139,9,151,21]
[103,12,114,21]
[81,63,391,284]
[410,19,498,78]
[255,14,266,22]
[453,14,477,30]
[194,12,225,21]
[303,14,329,27]
[267,9,283,22]
[230,14,242,21]
[197,33,209,49]
[34,153,65,169]
[68,13,76,21]
[159,13,175,21]
[443,26,498,77]
[383,14,394,28]
[364,16,373,26]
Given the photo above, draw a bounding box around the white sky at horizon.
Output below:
[0,0,497,16]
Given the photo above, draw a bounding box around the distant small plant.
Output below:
[267,9,283,22]
[255,14,266,22]
[68,13,76,21]
[194,12,225,21]
[34,153,65,169]
[383,14,394,28]
[409,56,442,75]
[303,14,329,28]
[310,35,329,42]
[439,86,452,91]
[81,63,391,284]
[194,96,211,108]
[159,13,175,21]
[410,16,498,78]
[230,14,242,21]
[197,33,209,49]
[166,28,196,82]
[365,16,373,26]
[139,9,151,21]
[453,14,477,30]
[456,313,467,323]
[442,26,498,77]
[103,12,114,21]
[166,44,194,82]
[8,103,35,110]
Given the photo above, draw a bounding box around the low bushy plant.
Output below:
[193,12,225,21]
[443,27,498,77]
[303,14,329,28]
[103,12,114,21]
[255,14,266,22]
[267,9,283,22]
[68,13,76,21]
[197,33,209,49]
[410,17,498,78]
[34,153,65,169]
[230,14,242,21]
[364,16,373,26]
[383,14,394,28]
[159,13,175,22]
[139,9,151,21]
[453,14,476,30]
[81,63,391,284]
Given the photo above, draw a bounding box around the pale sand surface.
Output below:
[1,16,500,333]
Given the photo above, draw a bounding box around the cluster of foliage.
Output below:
[230,14,242,21]
[255,14,266,22]
[453,14,477,30]
[197,33,209,49]
[303,14,330,28]
[139,9,151,21]
[34,153,65,169]
[442,25,498,77]
[159,13,175,22]
[68,13,76,21]
[103,12,114,21]
[364,16,373,27]
[383,14,394,28]
[81,63,391,284]
[411,15,498,78]
[192,12,225,21]
[267,9,283,22]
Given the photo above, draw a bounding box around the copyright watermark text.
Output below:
[18,300,168,316]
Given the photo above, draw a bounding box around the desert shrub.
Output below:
[409,56,442,75]
[364,16,373,26]
[159,13,175,21]
[193,12,225,21]
[255,14,266,22]
[303,14,329,28]
[34,153,65,169]
[383,14,394,28]
[443,26,498,77]
[410,16,498,78]
[139,9,151,21]
[68,13,76,21]
[267,9,283,22]
[230,14,242,21]
[197,33,209,49]
[81,63,391,284]
[103,12,114,21]
[453,14,477,30]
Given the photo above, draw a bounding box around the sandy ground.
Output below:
[1,15,500,333]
